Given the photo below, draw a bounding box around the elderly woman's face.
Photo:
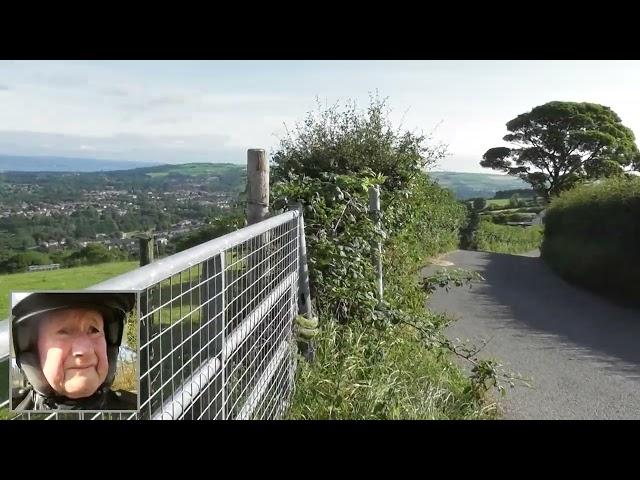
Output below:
[37,308,109,399]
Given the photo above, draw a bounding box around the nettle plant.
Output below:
[272,169,385,325]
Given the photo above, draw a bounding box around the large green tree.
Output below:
[481,101,640,198]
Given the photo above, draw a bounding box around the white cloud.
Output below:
[0,131,245,164]
[99,85,132,97]
[2,60,640,171]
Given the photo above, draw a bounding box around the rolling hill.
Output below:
[0,162,247,197]
[0,154,163,172]
[428,171,531,200]
[0,156,529,201]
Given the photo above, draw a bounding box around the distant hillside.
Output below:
[0,154,164,172]
[0,162,247,196]
[121,162,245,178]
[428,171,531,200]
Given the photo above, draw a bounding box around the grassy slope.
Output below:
[0,261,139,318]
[0,261,139,419]
[486,198,510,207]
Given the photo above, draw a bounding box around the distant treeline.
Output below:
[493,189,535,199]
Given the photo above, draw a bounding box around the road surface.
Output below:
[424,249,640,419]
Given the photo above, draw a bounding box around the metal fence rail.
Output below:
[2,210,301,420]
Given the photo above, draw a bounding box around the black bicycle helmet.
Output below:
[11,292,136,397]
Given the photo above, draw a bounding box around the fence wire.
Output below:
[5,212,300,420]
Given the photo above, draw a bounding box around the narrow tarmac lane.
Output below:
[425,249,640,419]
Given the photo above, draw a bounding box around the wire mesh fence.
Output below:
[3,211,301,420]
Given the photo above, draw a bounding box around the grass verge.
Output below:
[476,221,543,254]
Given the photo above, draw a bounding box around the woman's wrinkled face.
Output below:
[37,308,109,399]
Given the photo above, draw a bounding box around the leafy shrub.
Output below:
[541,176,640,304]
[272,95,446,193]
[0,251,51,273]
[273,171,383,323]
[509,194,524,208]
[63,243,126,267]
[472,198,488,211]
[272,95,502,418]
[476,221,543,254]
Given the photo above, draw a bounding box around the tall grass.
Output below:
[111,361,138,393]
[287,176,496,419]
[288,321,496,419]
[275,96,503,419]
[541,176,640,304]
[475,221,543,254]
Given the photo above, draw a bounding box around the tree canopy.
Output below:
[481,101,640,198]
[271,95,446,191]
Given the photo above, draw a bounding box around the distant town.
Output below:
[2,184,234,243]
[0,162,245,272]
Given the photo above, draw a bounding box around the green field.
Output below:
[482,208,534,214]
[143,163,244,178]
[0,261,140,418]
[0,261,139,318]
[486,198,510,207]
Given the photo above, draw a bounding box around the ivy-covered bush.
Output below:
[270,96,509,418]
[542,176,640,304]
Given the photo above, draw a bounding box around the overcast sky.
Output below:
[1,60,639,173]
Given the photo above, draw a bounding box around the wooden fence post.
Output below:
[245,148,271,318]
[246,149,269,225]
[139,235,154,267]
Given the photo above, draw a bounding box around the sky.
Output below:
[1,60,640,173]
